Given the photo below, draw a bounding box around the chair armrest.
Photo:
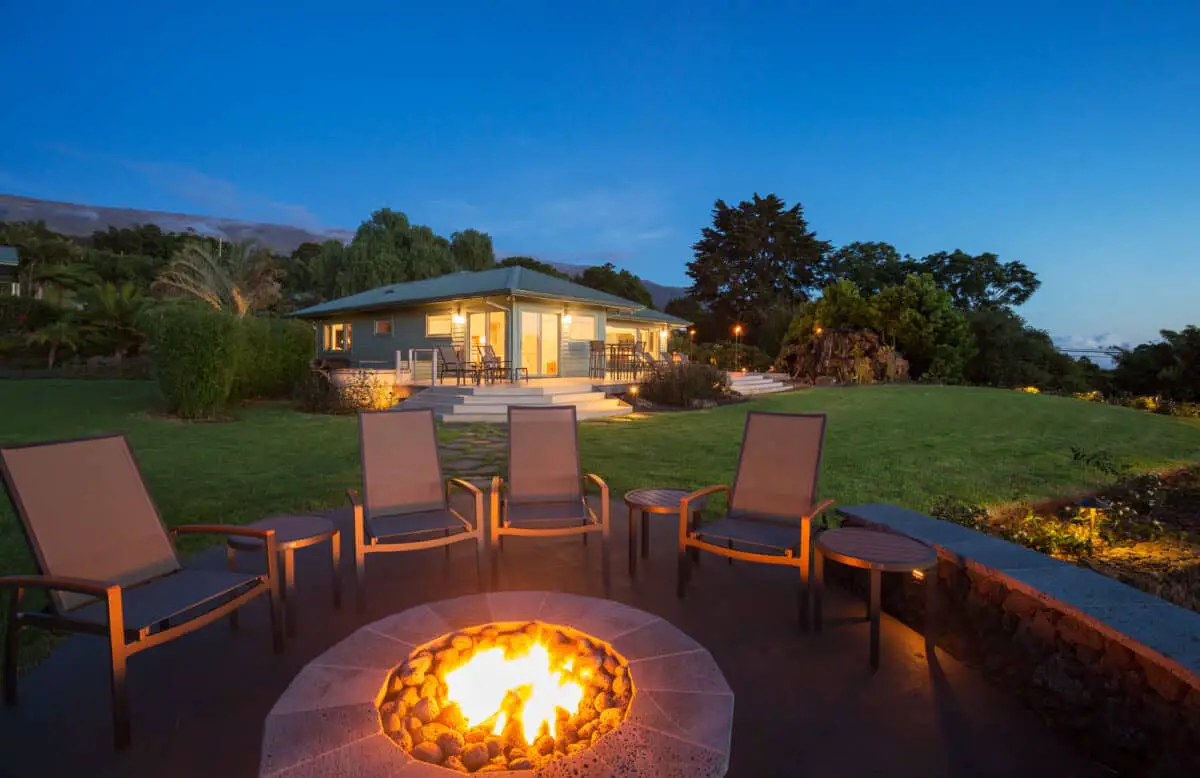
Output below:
[447,478,483,497]
[583,473,608,496]
[172,524,277,542]
[346,488,362,507]
[0,574,117,599]
[806,498,835,520]
[490,476,504,496]
[681,484,729,508]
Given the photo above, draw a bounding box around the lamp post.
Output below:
[733,324,743,372]
[688,328,695,360]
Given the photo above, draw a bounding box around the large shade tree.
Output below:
[826,242,918,296]
[575,263,654,307]
[917,250,1040,311]
[688,193,830,354]
[334,209,457,296]
[497,256,570,279]
[450,229,496,271]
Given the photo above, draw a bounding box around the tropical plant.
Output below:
[638,363,731,408]
[24,317,86,368]
[79,281,149,358]
[152,240,283,316]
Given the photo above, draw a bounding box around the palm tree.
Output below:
[80,281,149,358]
[31,262,100,307]
[25,318,85,369]
[152,240,282,316]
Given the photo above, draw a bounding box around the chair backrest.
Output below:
[729,412,827,522]
[0,435,182,612]
[481,344,501,366]
[358,409,447,518]
[437,345,463,368]
[507,406,582,504]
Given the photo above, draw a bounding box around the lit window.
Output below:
[323,322,351,351]
[374,319,393,336]
[426,313,453,337]
[567,314,596,341]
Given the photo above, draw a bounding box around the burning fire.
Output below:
[443,641,586,744]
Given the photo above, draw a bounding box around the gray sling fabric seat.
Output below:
[490,406,611,595]
[678,412,834,628]
[0,434,283,749]
[348,408,486,610]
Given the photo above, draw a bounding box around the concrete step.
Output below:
[459,391,602,405]
[439,404,632,424]
[441,397,626,416]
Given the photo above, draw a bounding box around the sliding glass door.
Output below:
[519,311,561,376]
[467,311,506,362]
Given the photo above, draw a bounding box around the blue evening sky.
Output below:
[2,0,1197,347]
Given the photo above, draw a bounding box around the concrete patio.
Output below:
[0,500,1110,778]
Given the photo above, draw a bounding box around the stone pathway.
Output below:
[439,424,508,486]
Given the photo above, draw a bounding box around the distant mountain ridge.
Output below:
[0,193,690,307]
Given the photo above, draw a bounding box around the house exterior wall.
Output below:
[314,302,457,368]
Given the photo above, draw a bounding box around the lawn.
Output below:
[3,379,1200,669]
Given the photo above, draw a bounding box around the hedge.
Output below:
[231,317,313,401]
[139,305,241,419]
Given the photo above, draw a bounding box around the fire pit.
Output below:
[379,622,633,772]
[260,592,733,777]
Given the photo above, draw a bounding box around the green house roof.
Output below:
[608,308,691,326]
[292,266,658,319]
[0,246,18,267]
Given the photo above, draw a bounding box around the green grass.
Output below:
[3,380,1200,670]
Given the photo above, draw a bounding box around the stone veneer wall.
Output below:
[836,504,1200,778]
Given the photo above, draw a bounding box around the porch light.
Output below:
[479,335,486,344]
[452,313,466,325]
[911,569,925,581]
[563,314,572,325]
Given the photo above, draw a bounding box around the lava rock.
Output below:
[400,687,420,707]
[567,742,586,755]
[412,697,440,725]
[391,728,413,751]
[444,755,469,772]
[420,677,440,700]
[437,702,466,730]
[508,758,533,770]
[461,743,490,771]
[404,716,424,735]
[420,722,452,744]
[464,728,487,743]
[534,734,555,756]
[611,674,629,696]
[577,721,597,741]
[451,633,474,652]
[485,736,503,759]
[602,656,620,675]
[437,728,466,758]
[593,691,614,712]
[599,708,622,727]
[384,712,404,733]
[411,741,442,764]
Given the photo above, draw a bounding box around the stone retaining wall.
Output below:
[836,504,1200,778]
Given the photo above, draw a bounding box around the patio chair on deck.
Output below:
[349,409,486,610]
[490,406,611,595]
[0,434,283,749]
[436,345,479,385]
[676,412,833,628]
[479,343,525,384]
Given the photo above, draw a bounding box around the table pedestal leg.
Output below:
[925,564,937,658]
[640,509,650,558]
[283,548,297,637]
[627,504,636,578]
[811,548,824,633]
[869,568,881,671]
[226,545,239,631]
[331,531,342,609]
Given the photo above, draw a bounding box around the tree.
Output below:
[575,263,654,307]
[917,250,1040,311]
[0,220,83,294]
[873,273,975,381]
[29,262,99,307]
[152,240,283,316]
[80,281,149,358]
[86,248,166,290]
[826,242,919,296]
[286,239,346,306]
[496,256,570,279]
[783,279,880,346]
[25,317,85,368]
[450,229,496,271]
[334,209,456,296]
[688,194,830,353]
[91,224,184,260]
[1113,326,1200,401]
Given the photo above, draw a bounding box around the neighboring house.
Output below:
[290,265,691,380]
[0,246,19,297]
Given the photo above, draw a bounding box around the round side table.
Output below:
[811,527,938,670]
[227,515,341,637]
[622,489,707,579]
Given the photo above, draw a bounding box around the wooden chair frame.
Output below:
[0,434,283,749]
[349,410,487,611]
[676,412,834,628]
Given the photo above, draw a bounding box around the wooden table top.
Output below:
[624,488,707,512]
[227,515,338,550]
[816,528,937,572]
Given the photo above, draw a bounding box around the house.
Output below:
[290,265,691,382]
[0,246,19,297]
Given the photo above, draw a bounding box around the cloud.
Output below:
[44,143,323,229]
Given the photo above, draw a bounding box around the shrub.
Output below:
[139,305,239,418]
[638,363,730,408]
[694,341,772,372]
[296,368,394,414]
[0,296,60,335]
[231,317,313,401]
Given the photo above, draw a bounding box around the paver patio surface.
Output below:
[0,499,1110,778]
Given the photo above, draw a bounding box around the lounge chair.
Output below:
[477,343,526,384]
[436,345,479,385]
[348,409,486,610]
[0,434,283,749]
[490,406,611,595]
[676,412,833,628]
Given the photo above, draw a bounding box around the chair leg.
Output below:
[107,620,130,749]
[226,545,239,631]
[925,564,937,658]
[445,529,451,560]
[283,548,297,638]
[811,548,824,633]
[331,531,343,609]
[601,533,612,599]
[3,589,19,707]
[727,539,733,565]
[627,505,636,579]
[355,551,367,614]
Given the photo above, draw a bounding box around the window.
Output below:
[426,313,453,337]
[323,322,351,351]
[567,314,596,341]
[374,318,393,336]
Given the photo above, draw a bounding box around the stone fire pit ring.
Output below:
[260,592,734,777]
